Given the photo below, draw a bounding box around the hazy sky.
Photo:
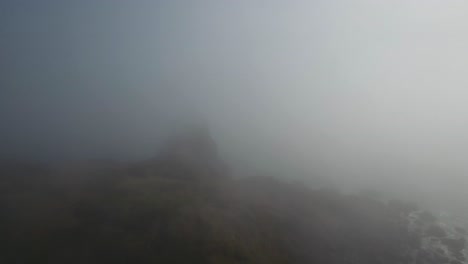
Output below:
[2,0,468,206]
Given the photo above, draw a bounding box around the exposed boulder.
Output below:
[442,237,466,254]
[134,124,228,182]
[419,211,437,224]
[426,224,447,238]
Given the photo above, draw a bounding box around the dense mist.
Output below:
[1,0,468,230]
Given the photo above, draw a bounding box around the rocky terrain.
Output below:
[0,129,466,264]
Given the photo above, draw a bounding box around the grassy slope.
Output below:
[0,160,445,264]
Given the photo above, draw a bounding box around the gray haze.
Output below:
[1,1,468,214]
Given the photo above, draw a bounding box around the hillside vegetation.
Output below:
[0,129,466,264]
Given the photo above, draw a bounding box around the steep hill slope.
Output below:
[0,131,466,264]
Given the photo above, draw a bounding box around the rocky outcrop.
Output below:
[132,125,227,182]
[408,210,468,264]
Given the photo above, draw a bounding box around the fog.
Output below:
[1,1,468,215]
